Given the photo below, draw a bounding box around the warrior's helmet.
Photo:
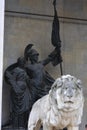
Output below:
[24,44,39,61]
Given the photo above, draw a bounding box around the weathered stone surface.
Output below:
[28,75,84,130]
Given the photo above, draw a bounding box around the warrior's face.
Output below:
[26,49,39,63]
[30,54,39,63]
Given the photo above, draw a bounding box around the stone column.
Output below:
[0,0,5,128]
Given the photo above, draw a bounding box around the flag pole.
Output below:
[52,0,63,76]
[60,63,63,75]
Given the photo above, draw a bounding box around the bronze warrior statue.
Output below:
[4,44,60,129]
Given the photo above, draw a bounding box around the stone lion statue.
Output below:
[28,75,84,130]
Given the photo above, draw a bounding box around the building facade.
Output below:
[2,0,87,129]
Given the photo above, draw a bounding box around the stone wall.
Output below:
[2,0,87,129]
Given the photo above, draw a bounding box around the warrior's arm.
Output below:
[41,57,52,66]
[41,48,57,66]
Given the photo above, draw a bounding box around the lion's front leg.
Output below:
[43,124,53,130]
[67,126,79,130]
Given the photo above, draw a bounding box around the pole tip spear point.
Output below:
[53,0,56,6]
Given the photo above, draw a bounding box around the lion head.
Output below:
[49,75,84,112]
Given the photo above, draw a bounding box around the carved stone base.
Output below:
[2,126,27,130]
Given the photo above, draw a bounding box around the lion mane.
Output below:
[28,75,84,130]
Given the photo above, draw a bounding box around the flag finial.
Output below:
[53,0,56,8]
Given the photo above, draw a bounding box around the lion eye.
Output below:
[76,84,82,90]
